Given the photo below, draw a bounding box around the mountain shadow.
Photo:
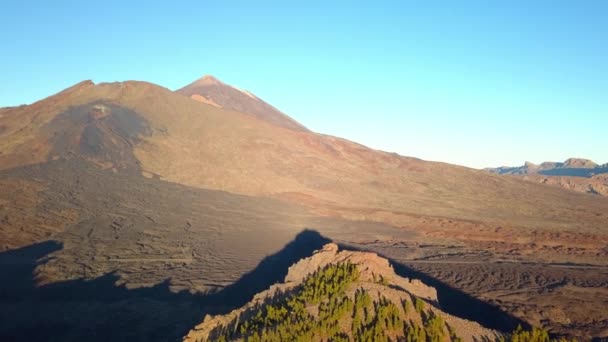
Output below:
[0,229,527,341]
[388,262,529,332]
[0,229,330,342]
[334,243,529,334]
[200,228,331,312]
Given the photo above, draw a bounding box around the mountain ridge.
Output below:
[486,158,608,196]
[486,158,606,176]
[184,243,502,342]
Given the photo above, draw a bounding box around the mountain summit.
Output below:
[176,75,309,132]
[193,75,223,86]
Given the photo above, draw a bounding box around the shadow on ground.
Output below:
[0,229,528,341]
[389,263,529,332]
[0,229,330,342]
[334,243,530,333]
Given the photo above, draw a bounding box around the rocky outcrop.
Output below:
[183,243,500,342]
[283,243,437,302]
[562,158,598,169]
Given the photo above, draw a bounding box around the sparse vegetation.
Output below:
[210,262,360,341]
[207,262,463,342]
[505,325,577,342]
[414,296,425,313]
[351,292,403,342]
[201,258,584,342]
[423,311,446,342]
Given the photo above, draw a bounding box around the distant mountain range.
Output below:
[486,158,608,177]
[486,158,608,196]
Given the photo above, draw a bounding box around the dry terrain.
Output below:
[0,76,606,341]
[487,159,608,196]
[184,243,502,342]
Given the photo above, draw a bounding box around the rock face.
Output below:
[486,158,608,196]
[283,243,438,302]
[283,243,437,302]
[183,243,500,342]
[562,158,598,169]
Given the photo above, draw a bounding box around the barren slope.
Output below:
[6,80,607,234]
[0,160,424,341]
[176,75,309,132]
[1,79,607,339]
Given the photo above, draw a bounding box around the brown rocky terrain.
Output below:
[487,159,608,196]
[176,75,309,132]
[184,243,501,342]
[520,173,608,196]
[403,261,608,339]
[0,77,607,340]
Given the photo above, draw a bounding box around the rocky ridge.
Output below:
[486,158,608,196]
[183,243,500,342]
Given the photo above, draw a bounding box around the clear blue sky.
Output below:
[1,1,606,168]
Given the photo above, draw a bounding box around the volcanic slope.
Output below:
[176,75,309,132]
[2,79,606,240]
[1,78,607,339]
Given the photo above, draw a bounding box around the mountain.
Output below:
[5,79,606,235]
[176,75,309,132]
[486,158,606,177]
[1,77,607,340]
[486,158,608,196]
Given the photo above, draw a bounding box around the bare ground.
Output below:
[1,159,606,340]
